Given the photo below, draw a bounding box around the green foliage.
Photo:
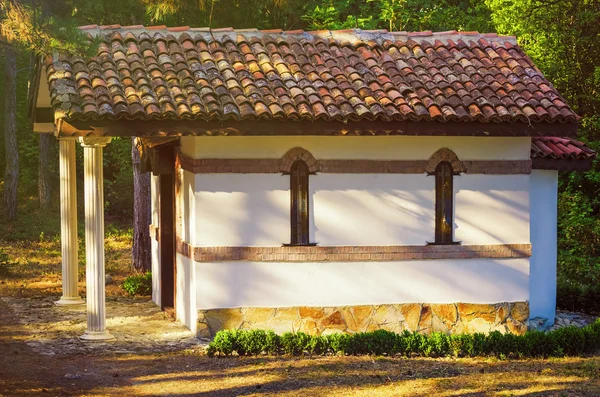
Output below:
[0,248,17,275]
[144,0,316,30]
[557,278,600,314]
[303,0,493,32]
[486,0,600,306]
[207,321,600,357]
[210,328,238,356]
[280,332,312,355]
[103,138,134,218]
[0,0,94,55]
[326,332,351,354]
[122,272,152,296]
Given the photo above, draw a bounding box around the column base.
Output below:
[79,330,115,341]
[55,296,85,306]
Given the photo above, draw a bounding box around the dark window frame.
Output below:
[287,159,314,246]
[431,161,460,245]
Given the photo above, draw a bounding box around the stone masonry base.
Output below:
[197,302,529,339]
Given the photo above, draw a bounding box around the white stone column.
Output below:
[79,137,114,341]
[56,138,85,306]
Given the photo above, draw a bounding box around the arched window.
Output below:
[290,160,309,245]
[435,161,454,244]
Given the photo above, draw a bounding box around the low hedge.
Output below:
[207,320,600,358]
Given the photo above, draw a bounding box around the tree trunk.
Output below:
[131,137,151,272]
[3,46,18,221]
[38,133,51,209]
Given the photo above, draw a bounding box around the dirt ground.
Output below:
[1,298,600,397]
[1,235,600,396]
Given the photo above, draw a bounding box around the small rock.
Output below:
[64,374,81,379]
[105,275,114,285]
[528,317,548,331]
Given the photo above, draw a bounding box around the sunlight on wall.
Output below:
[189,173,530,247]
[154,137,538,314]
[176,254,196,332]
[186,136,532,160]
[455,175,530,245]
[195,258,530,309]
[194,174,289,246]
[313,174,435,245]
[150,175,161,307]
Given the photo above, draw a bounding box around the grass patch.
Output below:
[0,217,136,298]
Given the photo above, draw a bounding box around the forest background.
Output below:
[0,0,598,310]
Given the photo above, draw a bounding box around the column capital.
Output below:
[78,137,112,148]
[58,136,79,142]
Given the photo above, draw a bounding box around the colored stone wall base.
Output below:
[197,302,529,339]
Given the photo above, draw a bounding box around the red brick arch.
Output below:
[425,148,466,174]
[279,147,321,174]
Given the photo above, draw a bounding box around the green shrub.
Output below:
[210,329,238,356]
[281,332,312,355]
[264,330,281,355]
[236,329,268,356]
[557,278,600,314]
[553,326,586,356]
[122,272,152,296]
[307,335,328,355]
[449,334,473,357]
[207,319,600,358]
[428,332,451,357]
[326,332,351,355]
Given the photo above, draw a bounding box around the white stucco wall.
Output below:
[176,253,197,332]
[312,174,435,245]
[194,174,289,246]
[191,173,529,247]
[164,136,538,320]
[194,258,530,309]
[150,174,161,307]
[181,136,531,160]
[455,175,530,245]
[529,170,558,323]
[181,170,196,244]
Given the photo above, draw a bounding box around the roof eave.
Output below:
[532,157,594,171]
[57,118,579,138]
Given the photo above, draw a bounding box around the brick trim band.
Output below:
[179,153,531,175]
[175,240,531,262]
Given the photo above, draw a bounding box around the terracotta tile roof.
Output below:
[532,137,596,160]
[531,137,596,171]
[45,26,579,126]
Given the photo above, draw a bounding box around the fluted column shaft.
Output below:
[56,138,84,306]
[79,137,114,341]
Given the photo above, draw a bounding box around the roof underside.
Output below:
[42,26,579,137]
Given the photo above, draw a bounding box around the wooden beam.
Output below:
[58,119,579,138]
[34,107,54,123]
[33,122,54,134]
[532,158,594,171]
